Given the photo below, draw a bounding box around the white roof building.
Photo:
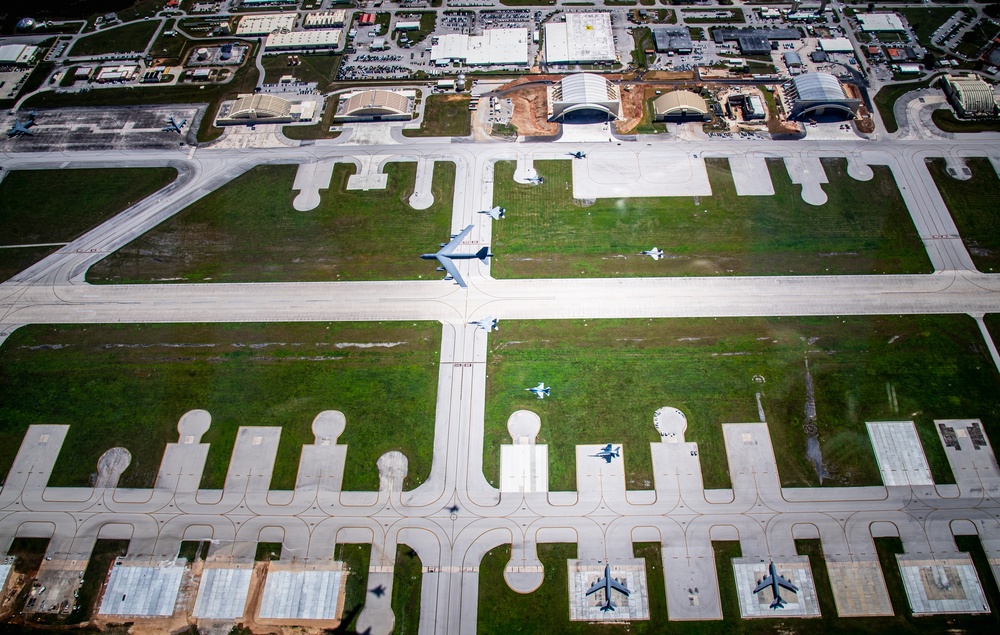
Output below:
[858,13,906,32]
[544,12,616,64]
[547,72,621,121]
[818,38,854,53]
[304,10,346,28]
[0,44,38,64]
[236,13,296,36]
[430,28,529,66]
[264,29,341,51]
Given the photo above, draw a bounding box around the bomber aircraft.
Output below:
[6,111,36,137]
[586,564,630,612]
[526,382,551,399]
[420,224,491,288]
[590,444,621,463]
[163,116,187,133]
[753,561,799,609]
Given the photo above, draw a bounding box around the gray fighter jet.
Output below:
[586,564,630,612]
[526,382,550,399]
[590,444,621,463]
[753,562,798,609]
[479,206,505,220]
[471,316,499,331]
[568,151,586,159]
[420,224,491,288]
[640,248,664,260]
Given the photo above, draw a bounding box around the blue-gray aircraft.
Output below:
[6,111,36,137]
[640,248,664,260]
[568,151,586,159]
[526,382,550,399]
[753,561,798,609]
[586,564,630,612]
[590,444,621,463]
[163,116,186,133]
[471,316,499,331]
[420,224,491,288]
[479,206,505,220]
[525,174,544,185]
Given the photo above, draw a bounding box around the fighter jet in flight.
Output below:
[568,151,586,159]
[753,562,799,609]
[479,206,505,220]
[420,224,491,288]
[590,444,621,463]
[586,564,630,612]
[640,248,664,260]
[162,116,186,133]
[526,382,551,399]
[471,316,499,331]
[6,111,36,137]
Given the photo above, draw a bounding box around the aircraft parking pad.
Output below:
[98,559,186,617]
[258,562,345,622]
[732,557,820,618]
[896,555,990,615]
[192,565,253,620]
[571,149,712,199]
[867,421,933,487]
[825,560,893,616]
[568,560,649,621]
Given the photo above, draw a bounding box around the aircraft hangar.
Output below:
[546,73,621,123]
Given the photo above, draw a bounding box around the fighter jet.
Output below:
[370,584,386,597]
[640,248,664,260]
[586,564,630,612]
[162,116,186,134]
[590,444,621,463]
[446,504,459,513]
[6,111,36,137]
[568,151,586,159]
[753,561,799,609]
[471,316,499,331]
[525,174,544,185]
[420,224,491,288]
[479,206,505,220]
[526,382,551,399]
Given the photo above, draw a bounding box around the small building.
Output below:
[745,94,767,120]
[544,12,616,65]
[651,26,693,54]
[895,63,923,74]
[304,10,347,28]
[886,47,906,62]
[652,90,711,122]
[395,20,421,31]
[95,64,138,83]
[235,13,296,36]
[334,89,415,122]
[218,93,293,125]
[737,34,772,56]
[942,72,999,118]
[858,13,906,32]
[783,51,802,69]
[781,72,861,120]
[74,65,94,79]
[810,50,828,63]
[371,37,388,51]
[264,29,341,52]
[547,73,621,122]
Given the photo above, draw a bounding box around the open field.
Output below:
[87,161,454,284]
[477,538,998,634]
[68,20,160,56]
[0,167,177,281]
[931,108,1000,133]
[926,157,1000,273]
[0,322,440,492]
[403,94,471,138]
[262,53,342,92]
[483,316,999,491]
[392,545,423,635]
[490,159,931,279]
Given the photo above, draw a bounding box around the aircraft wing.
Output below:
[776,575,798,592]
[585,578,606,596]
[602,444,613,452]
[609,578,629,595]
[439,224,474,255]
[436,255,466,288]
[753,576,772,593]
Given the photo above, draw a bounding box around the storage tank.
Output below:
[196,47,209,61]
[456,73,467,91]
[220,43,233,60]
[16,17,37,32]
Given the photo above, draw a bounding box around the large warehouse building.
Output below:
[652,27,693,54]
[547,73,621,122]
[942,73,998,118]
[264,29,341,52]
[236,13,296,36]
[334,89,415,122]
[781,73,861,120]
[652,90,711,122]
[0,44,38,65]
[544,12,616,65]
[430,28,529,66]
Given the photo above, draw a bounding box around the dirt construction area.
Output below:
[503,81,559,137]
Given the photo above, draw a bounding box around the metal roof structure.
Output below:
[227,93,293,120]
[430,28,529,66]
[264,29,341,51]
[0,44,38,64]
[547,73,621,121]
[652,90,710,119]
[783,51,802,66]
[943,73,998,118]
[782,73,861,120]
[235,13,296,36]
[651,27,693,53]
[858,13,906,32]
[336,89,415,120]
[544,12,616,64]
[818,38,854,53]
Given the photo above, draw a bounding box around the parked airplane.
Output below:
[586,564,630,612]
[568,151,586,159]
[590,444,621,463]
[420,224,491,288]
[479,206,505,220]
[162,116,186,133]
[6,111,36,137]
[753,561,798,609]
[525,382,550,399]
[525,175,544,185]
[471,316,499,331]
[640,248,664,260]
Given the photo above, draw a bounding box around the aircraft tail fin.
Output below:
[475,246,491,261]
[770,596,786,610]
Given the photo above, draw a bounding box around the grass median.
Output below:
[87,161,454,284]
[0,322,440,492]
[926,157,1000,273]
[490,158,930,279]
[483,316,999,491]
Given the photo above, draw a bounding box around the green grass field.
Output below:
[0,167,177,281]
[483,316,999,492]
[336,543,372,631]
[68,20,160,56]
[392,545,423,635]
[926,157,1000,273]
[0,322,440,492]
[87,161,453,284]
[490,159,931,278]
[262,53,342,92]
[931,108,1000,133]
[896,8,955,46]
[403,94,471,138]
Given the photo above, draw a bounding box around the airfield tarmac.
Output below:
[0,110,999,634]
